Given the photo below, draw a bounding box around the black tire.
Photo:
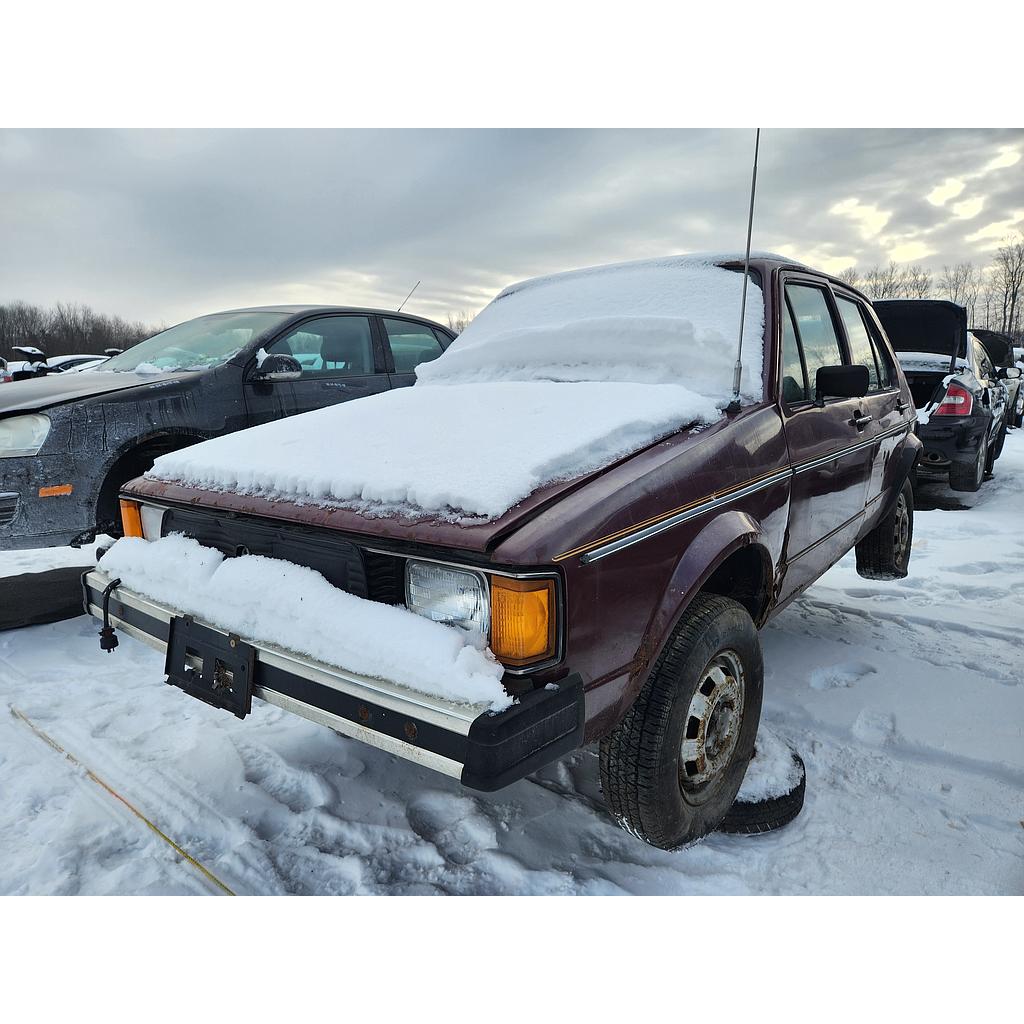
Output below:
[992,418,1007,461]
[599,594,763,850]
[718,751,805,835]
[949,443,985,492]
[855,477,914,580]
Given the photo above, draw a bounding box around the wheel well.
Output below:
[96,433,203,531]
[700,544,772,625]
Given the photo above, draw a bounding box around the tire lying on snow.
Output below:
[718,726,806,835]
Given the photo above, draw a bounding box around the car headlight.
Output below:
[0,414,50,457]
[405,559,560,669]
[405,561,489,639]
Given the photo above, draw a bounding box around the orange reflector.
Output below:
[119,498,144,538]
[38,484,73,497]
[490,576,555,666]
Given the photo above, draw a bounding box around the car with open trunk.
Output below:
[85,254,921,848]
[874,300,1018,491]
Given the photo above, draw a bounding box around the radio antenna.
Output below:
[396,280,421,313]
[727,128,760,415]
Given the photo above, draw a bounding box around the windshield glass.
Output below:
[102,312,290,374]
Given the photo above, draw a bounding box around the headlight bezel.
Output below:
[403,555,563,673]
[0,413,51,458]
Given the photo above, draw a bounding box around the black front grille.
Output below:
[0,492,19,527]
[162,506,371,599]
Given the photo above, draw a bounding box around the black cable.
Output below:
[99,577,122,653]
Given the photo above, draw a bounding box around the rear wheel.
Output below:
[599,594,763,850]
[855,477,913,580]
[949,443,985,492]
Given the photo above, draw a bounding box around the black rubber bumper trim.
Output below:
[461,674,585,792]
[84,580,585,791]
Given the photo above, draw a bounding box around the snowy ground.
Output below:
[1,438,1021,895]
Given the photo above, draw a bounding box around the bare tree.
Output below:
[0,300,157,361]
[447,311,473,335]
[939,262,981,324]
[990,235,1024,337]
[901,265,932,299]
[836,266,861,289]
[862,262,904,300]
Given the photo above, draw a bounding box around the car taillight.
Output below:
[934,383,973,416]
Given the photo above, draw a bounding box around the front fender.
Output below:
[598,510,773,736]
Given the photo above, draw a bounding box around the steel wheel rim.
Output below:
[680,650,745,790]
[893,492,909,562]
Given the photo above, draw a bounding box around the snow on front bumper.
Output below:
[82,569,584,791]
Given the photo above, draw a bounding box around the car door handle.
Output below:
[895,398,907,414]
[850,413,873,431]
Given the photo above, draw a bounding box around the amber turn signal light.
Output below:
[119,498,144,538]
[489,576,556,666]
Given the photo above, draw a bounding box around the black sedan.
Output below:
[0,305,454,550]
[875,299,1019,492]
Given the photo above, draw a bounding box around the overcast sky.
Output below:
[2,128,1022,328]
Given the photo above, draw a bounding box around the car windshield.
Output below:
[102,312,290,374]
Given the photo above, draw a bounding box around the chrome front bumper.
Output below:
[83,569,583,791]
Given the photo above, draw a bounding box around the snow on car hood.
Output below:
[151,381,721,520]
[151,256,759,521]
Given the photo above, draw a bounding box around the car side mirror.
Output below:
[997,365,1021,380]
[253,353,303,382]
[814,364,869,406]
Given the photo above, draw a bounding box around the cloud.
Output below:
[951,196,984,220]
[887,240,935,262]
[982,146,1021,173]
[927,178,965,206]
[1,128,1022,325]
[829,197,891,239]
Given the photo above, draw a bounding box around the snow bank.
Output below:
[417,254,764,398]
[98,535,510,711]
[151,380,721,520]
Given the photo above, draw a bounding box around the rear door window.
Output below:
[785,284,844,401]
[973,339,995,381]
[836,296,880,390]
[383,319,445,373]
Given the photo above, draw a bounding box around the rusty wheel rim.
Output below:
[893,492,910,563]
[680,650,745,790]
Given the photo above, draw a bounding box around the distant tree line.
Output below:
[0,301,161,362]
[837,234,1024,340]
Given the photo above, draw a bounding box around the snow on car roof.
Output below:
[152,254,768,521]
[417,253,767,392]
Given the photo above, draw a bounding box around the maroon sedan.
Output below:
[86,254,920,849]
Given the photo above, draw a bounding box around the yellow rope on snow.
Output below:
[9,706,236,896]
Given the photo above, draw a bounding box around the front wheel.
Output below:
[600,594,763,850]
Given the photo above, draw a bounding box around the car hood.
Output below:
[0,370,187,414]
[970,329,1014,368]
[124,466,612,555]
[874,300,968,367]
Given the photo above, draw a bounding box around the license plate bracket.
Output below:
[164,615,255,719]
